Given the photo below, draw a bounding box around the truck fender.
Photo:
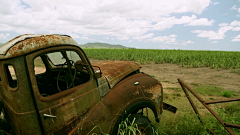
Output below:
[102,73,163,133]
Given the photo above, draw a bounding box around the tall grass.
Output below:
[83,49,240,69]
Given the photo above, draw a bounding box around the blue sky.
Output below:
[0,0,239,51]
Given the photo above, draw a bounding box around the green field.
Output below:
[83,49,240,69]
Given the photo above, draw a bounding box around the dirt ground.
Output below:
[90,59,240,95]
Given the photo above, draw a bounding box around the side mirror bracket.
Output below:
[92,66,102,79]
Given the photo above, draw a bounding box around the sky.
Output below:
[0,0,240,51]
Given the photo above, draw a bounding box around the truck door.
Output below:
[26,46,100,135]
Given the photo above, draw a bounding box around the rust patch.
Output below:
[93,61,141,88]
[52,108,89,135]
[0,34,78,59]
[102,73,162,122]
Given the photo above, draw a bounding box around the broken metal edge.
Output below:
[162,102,177,113]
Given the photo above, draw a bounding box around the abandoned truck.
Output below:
[0,34,175,135]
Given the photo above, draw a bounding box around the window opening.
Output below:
[34,56,46,75]
[34,50,90,97]
[46,51,81,66]
[5,65,17,88]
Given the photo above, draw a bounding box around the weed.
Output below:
[176,93,181,97]
[163,93,170,99]
[117,117,141,135]
[214,75,223,78]
[150,75,156,78]
[161,80,171,83]
[221,91,233,98]
[190,82,201,86]
[166,87,181,91]
[231,69,240,75]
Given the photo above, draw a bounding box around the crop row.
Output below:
[83,49,240,69]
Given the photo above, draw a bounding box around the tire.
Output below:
[128,114,154,135]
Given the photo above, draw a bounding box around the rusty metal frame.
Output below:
[178,78,240,135]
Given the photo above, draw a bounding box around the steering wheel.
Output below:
[56,60,77,92]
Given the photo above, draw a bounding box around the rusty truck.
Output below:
[0,34,176,135]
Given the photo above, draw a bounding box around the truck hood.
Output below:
[92,61,141,88]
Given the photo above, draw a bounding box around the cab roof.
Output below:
[0,34,78,59]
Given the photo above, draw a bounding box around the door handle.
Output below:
[43,114,56,118]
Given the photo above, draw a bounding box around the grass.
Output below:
[203,103,240,134]
[117,117,141,135]
[158,112,209,135]
[221,91,233,98]
[190,85,239,98]
[83,48,240,70]
[157,86,240,135]
[193,85,224,96]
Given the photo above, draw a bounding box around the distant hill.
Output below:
[79,42,127,49]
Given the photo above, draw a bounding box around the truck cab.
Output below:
[0,34,165,135]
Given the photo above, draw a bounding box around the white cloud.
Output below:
[211,41,218,43]
[133,33,154,41]
[181,40,194,45]
[152,15,214,31]
[192,30,224,40]
[232,35,240,42]
[175,15,197,24]
[148,34,177,44]
[153,17,177,31]
[186,40,194,44]
[0,0,211,42]
[230,5,238,10]
[0,33,10,40]
[212,2,219,5]
[232,27,240,31]
[230,20,240,26]
[230,5,240,17]
[70,33,90,40]
[187,18,215,26]
[192,20,240,40]
[218,26,234,34]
